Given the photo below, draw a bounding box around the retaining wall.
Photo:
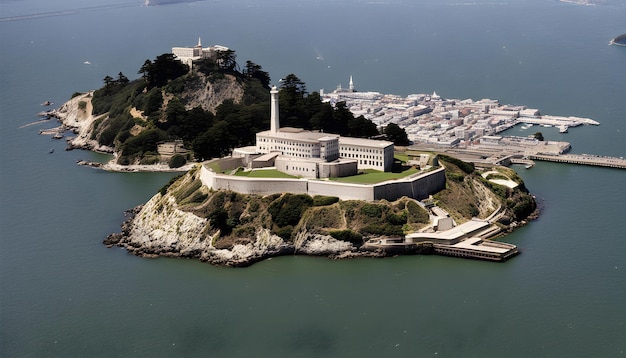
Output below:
[200,164,446,201]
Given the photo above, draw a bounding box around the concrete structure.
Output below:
[364,218,518,261]
[157,140,188,159]
[200,164,446,202]
[251,86,394,177]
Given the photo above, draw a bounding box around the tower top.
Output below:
[196,37,202,48]
[349,75,354,91]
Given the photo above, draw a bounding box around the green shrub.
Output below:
[139,155,160,165]
[388,212,407,225]
[160,174,183,195]
[78,101,87,110]
[446,171,465,182]
[313,195,339,206]
[329,229,363,246]
[169,154,187,168]
[438,155,474,174]
[267,194,313,227]
[406,201,429,223]
[273,225,294,240]
[360,203,383,218]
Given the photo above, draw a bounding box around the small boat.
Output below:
[53,133,63,139]
[41,100,52,106]
[49,148,54,154]
[84,61,91,65]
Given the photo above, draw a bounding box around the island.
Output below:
[50,41,624,266]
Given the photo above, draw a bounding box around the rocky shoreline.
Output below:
[103,204,399,267]
[40,93,195,173]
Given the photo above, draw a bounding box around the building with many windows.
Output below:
[236,86,394,178]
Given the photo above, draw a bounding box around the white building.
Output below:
[241,86,395,178]
[171,38,229,67]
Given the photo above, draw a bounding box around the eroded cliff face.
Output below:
[104,170,368,266]
[51,73,245,159]
[179,73,244,113]
[50,92,113,153]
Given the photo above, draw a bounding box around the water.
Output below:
[1,0,625,356]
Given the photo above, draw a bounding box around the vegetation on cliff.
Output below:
[434,155,536,224]
[76,50,404,165]
[105,153,537,266]
[152,166,431,251]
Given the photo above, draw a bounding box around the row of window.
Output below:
[340,146,385,154]
[359,160,382,167]
[344,153,382,161]
[285,165,314,172]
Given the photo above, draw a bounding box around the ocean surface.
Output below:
[1,0,625,356]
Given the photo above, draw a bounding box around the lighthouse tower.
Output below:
[270,86,279,133]
[349,76,355,92]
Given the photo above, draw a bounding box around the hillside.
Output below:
[52,52,272,167]
[104,156,537,267]
[51,51,389,169]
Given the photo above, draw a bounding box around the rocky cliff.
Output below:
[104,166,394,266]
[105,161,537,267]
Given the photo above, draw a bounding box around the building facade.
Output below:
[252,86,394,177]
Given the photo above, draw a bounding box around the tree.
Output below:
[384,123,410,146]
[243,60,270,89]
[103,75,114,87]
[138,59,152,80]
[144,53,188,88]
[280,73,307,94]
[215,49,238,72]
[533,131,544,141]
[117,72,129,85]
[348,115,379,138]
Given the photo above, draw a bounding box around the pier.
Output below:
[528,154,626,169]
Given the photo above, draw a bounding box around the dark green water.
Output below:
[1,0,625,356]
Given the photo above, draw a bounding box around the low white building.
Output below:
[171,38,229,67]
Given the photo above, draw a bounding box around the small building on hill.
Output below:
[171,38,229,67]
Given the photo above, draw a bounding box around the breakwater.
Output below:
[528,153,626,169]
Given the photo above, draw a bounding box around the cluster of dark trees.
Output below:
[90,50,409,164]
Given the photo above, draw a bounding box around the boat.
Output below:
[558,125,568,133]
[49,148,54,154]
[41,100,52,106]
[609,34,626,46]
[83,61,91,65]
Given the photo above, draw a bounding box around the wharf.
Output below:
[528,153,626,169]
